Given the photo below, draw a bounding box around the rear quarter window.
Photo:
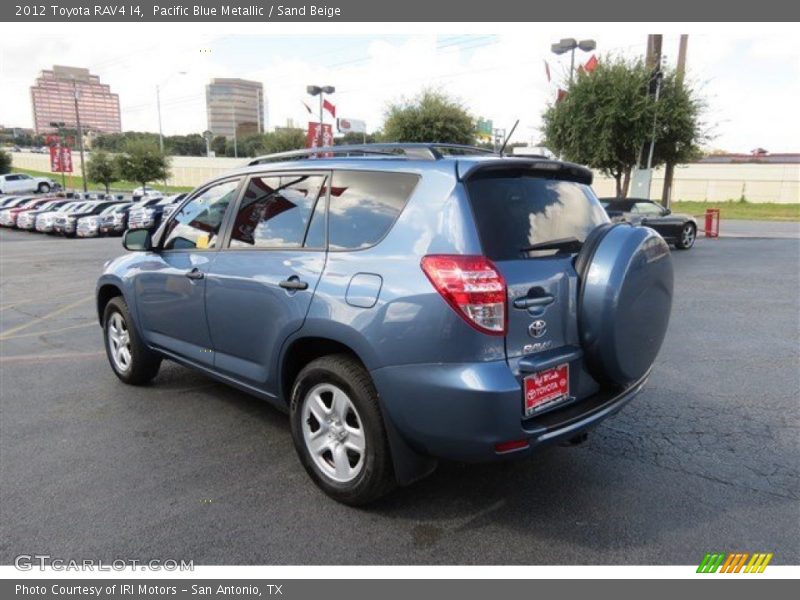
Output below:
[466,173,608,261]
[328,171,418,250]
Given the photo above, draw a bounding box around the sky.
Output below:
[1,24,798,153]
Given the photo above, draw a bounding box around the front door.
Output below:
[134,178,241,366]
[205,172,329,394]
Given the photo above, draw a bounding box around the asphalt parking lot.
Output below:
[0,228,798,565]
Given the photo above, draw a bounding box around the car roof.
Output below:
[213,154,593,188]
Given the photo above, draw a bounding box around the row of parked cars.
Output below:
[0,192,186,238]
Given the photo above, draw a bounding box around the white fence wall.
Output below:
[12,152,800,203]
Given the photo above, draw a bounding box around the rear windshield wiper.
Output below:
[520,237,583,253]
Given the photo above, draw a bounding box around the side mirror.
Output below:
[663,208,672,215]
[123,229,153,251]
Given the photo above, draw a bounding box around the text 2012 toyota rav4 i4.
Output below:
[97,144,673,505]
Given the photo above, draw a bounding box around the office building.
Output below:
[30,65,121,135]
[206,78,264,139]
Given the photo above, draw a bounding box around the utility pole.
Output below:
[662,34,688,208]
[318,94,325,147]
[157,84,164,152]
[645,34,663,70]
[232,102,238,158]
[71,78,88,193]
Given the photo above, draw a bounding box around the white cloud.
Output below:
[1,25,797,153]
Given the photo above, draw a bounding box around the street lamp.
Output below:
[203,130,213,157]
[550,38,596,84]
[156,71,187,152]
[306,84,335,147]
[69,77,88,193]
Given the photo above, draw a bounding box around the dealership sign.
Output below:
[337,118,366,134]
[49,146,73,173]
[306,122,334,148]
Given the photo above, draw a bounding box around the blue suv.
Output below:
[97,144,673,504]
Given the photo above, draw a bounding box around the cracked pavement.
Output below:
[1,228,798,565]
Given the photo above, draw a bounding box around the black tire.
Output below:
[675,222,696,250]
[290,354,395,505]
[37,182,51,194]
[103,296,161,385]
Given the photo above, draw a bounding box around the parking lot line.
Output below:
[0,350,105,364]
[0,294,93,339]
[0,321,97,341]
[0,288,92,312]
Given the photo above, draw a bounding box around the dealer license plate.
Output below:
[523,363,570,416]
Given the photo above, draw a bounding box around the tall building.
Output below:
[30,65,121,135]
[206,78,264,139]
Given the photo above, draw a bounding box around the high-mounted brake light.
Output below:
[421,254,507,336]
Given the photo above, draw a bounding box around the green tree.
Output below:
[260,128,307,155]
[166,134,207,156]
[114,140,170,190]
[542,56,707,198]
[382,90,476,145]
[86,150,117,193]
[335,132,380,145]
[651,73,707,204]
[210,135,227,157]
[0,148,11,174]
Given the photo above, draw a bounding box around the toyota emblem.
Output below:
[528,319,547,338]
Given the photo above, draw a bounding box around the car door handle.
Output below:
[185,268,205,280]
[513,295,554,309]
[279,277,308,291]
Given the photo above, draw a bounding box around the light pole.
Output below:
[70,78,88,193]
[644,69,664,174]
[306,85,335,147]
[203,130,213,157]
[156,71,187,153]
[550,38,596,84]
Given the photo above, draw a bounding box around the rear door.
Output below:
[204,171,329,393]
[465,169,608,364]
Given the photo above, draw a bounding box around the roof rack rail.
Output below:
[247,143,496,165]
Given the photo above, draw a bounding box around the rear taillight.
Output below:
[421,254,507,336]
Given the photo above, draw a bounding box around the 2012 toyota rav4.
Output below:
[96,144,673,505]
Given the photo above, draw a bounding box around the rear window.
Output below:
[466,173,608,261]
[328,171,418,250]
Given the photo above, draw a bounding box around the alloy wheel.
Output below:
[107,312,132,373]
[301,383,366,483]
[682,224,696,248]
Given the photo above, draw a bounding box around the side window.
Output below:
[328,171,418,250]
[162,179,240,250]
[633,202,663,216]
[229,174,326,249]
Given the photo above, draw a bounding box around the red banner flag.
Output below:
[584,55,599,73]
[322,99,336,118]
[306,122,334,149]
[49,146,73,173]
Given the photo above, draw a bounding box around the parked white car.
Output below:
[0,173,56,195]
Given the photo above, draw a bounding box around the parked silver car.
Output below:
[36,202,91,233]
[77,203,131,238]
[16,199,70,230]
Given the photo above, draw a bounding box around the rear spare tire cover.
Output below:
[578,223,673,386]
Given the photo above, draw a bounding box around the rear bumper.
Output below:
[371,359,646,463]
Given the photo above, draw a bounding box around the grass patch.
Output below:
[670,200,800,221]
[12,167,194,194]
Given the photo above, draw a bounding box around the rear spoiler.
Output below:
[458,158,593,186]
